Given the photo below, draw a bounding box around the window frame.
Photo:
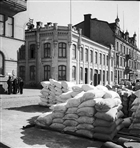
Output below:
[44,65,51,80]
[30,65,36,80]
[58,42,67,58]
[44,42,51,58]
[19,66,25,80]
[0,14,5,36]
[30,44,36,59]
[72,44,76,59]
[58,65,66,80]
[0,51,4,76]
[72,66,76,80]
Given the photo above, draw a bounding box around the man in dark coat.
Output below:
[7,76,12,94]
[19,77,24,94]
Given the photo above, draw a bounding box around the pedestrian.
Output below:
[16,77,20,93]
[7,76,12,94]
[19,77,24,94]
[12,77,17,94]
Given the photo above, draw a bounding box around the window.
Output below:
[30,66,36,80]
[95,51,98,64]
[0,52,4,75]
[58,42,66,58]
[80,47,83,61]
[90,68,93,80]
[85,48,88,61]
[117,42,119,51]
[44,43,51,58]
[72,66,76,80]
[103,54,105,65]
[44,65,51,80]
[90,50,93,63]
[111,71,113,81]
[7,17,13,37]
[80,67,83,80]
[30,44,36,59]
[72,44,76,59]
[0,14,4,35]
[99,53,102,65]
[106,55,108,66]
[58,65,66,80]
[19,66,25,80]
[19,45,25,60]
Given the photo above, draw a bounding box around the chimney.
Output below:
[84,14,91,38]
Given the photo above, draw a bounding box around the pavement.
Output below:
[0,88,41,99]
[0,89,104,148]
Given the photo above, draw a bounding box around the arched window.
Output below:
[30,65,36,80]
[58,42,66,58]
[0,52,4,75]
[30,44,36,59]
[72,66,76,80]
[44,65,51,80]
[72,44,76,59]
[80,47,83,61]
[58,65,66,80]
[19,66,25,80]
[44,43,51,58]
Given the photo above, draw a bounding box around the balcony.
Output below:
[0,0,27,14]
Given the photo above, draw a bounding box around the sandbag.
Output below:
[77,116,95,124]
[50,123,65,131]
[76,129,94,138]
[77,123,94,130]
[63,113,79,120]
[72,84,83,92]
[64,126,77,132]
[77,106,95,116]
[81,89,106,103]
[41,81,50,88]
[96,85,108,92]
[50,102,67,112]
[66,91,85,108]
[63,120,78,126]
[82,84,95,92]
[94,107,124,122]
[71,91,81,98]
[61,81,75,90]
[95,98,122,112]
[78,99,96,108]
[66,107,77,114]
[35,112,53,126]
[52,118,64,123]
[103,90,120,99]
[52,112,64,119]
[134,89,140,98]
[59,90,73,99]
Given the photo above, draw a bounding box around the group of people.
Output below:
[7,76,24,95]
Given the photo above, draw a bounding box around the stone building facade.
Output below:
[75,14,140,83]
[18,23,114,87]
[0,0,28,92]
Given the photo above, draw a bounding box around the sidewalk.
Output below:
[0,88,41,99]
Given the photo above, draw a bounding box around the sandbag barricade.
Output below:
[129,90,140,136]
[36,85,124,141]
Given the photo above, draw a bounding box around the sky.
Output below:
[27,0,140,48]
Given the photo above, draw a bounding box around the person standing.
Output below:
[7,76,12,94]
[19,77,24,94]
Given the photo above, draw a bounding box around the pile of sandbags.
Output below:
[39,79,75,106]
[36,85,124,140]
[129,90,140,136]
[92,90,124,141]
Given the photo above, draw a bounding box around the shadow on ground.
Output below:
[6,105,50,113]
[20,126,103,148]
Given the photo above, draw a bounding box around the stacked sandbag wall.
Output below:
[36,85,124,141]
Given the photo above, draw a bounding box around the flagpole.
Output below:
[70,0,72,25]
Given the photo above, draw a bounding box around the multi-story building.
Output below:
[18,22,114,87]
[75,14,140,84]
[0,0,28,92]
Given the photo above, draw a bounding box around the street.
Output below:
[0,89,103,148]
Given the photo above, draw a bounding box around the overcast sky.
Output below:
[27,0,140,48]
